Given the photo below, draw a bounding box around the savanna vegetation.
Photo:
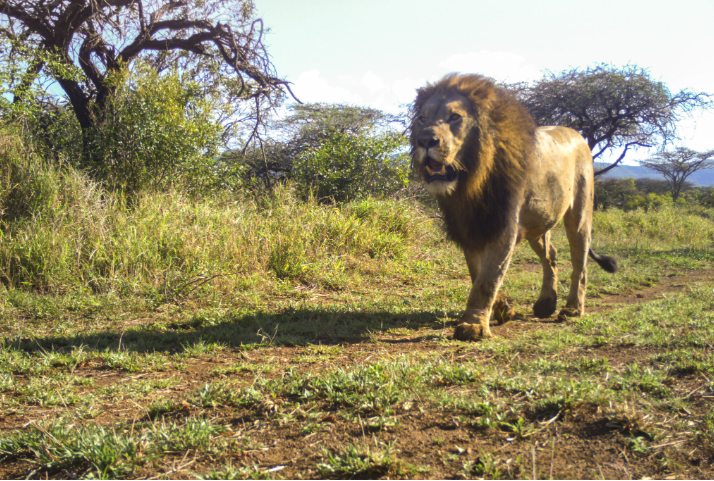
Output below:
[0,2,713,478]
[0,126,713,478]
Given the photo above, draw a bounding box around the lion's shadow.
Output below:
[9,308,461,355]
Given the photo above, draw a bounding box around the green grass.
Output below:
[1,141,714,478]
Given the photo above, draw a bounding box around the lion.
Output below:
[410,73,617,341]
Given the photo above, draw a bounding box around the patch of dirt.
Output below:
[1,269,713,479]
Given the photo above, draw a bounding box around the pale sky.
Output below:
[255,0,714,161]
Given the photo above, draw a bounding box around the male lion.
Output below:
[410,73,617,341]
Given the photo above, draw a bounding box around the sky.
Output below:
[254,0,714,162]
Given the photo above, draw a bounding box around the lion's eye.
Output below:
[449,113,461,122]
[416,116,425,124]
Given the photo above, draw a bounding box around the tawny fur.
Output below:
[410,73,617,341]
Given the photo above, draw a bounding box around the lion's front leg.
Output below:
[454,233,518,341]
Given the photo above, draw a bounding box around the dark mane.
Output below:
[411,73,537,250]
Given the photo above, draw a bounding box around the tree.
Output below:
[291,129,409,202]
[0,0,291,155]
[508,64,711,175]
[227,103,410,199]
[276,103,404,165]
[639,147,714,201]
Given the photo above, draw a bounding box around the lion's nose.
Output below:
[417,135,439,149]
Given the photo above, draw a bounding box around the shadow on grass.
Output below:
[10,308,458,355]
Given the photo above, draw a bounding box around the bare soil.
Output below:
[1,270,713,479]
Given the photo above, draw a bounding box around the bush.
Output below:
[595,178,638,210]
[0,127,103,225]
[698,188,714,207]
[0,129,428,295]
[291,129,410,202]
[623,192,670,212]
[23,64,224,196]
[595,177,711,211]
[0,128,112,291]
[86,65,223,195]
[593,203,714,247]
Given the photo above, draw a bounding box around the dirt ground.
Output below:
[1,270,713,479]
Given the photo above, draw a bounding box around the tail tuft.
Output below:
[588,248,618,273]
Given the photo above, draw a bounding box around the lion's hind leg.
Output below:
[560,209,590,319]
[528,233,558,318]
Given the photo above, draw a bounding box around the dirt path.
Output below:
[1,269,712,479]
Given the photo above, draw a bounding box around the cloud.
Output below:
[438,51,541,83]
[359,72,422,111]
[288,53,544,113]
[361,71,388,94]
[292,70,362,104]
[291,70,422,112]
[391,78,424,106]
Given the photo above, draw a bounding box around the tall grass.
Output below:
[0,130,434,296]
[593,204,714,262]
[1,127,712,300]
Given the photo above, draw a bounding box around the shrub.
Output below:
[22,64,224,196]
[624,192,670,212]
[290,129,410,203]
[596,178,638,210]
[595,177,709,211]
[0,129,427,295]
[85,65,223,195]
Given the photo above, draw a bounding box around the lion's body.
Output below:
[410,74,616,340]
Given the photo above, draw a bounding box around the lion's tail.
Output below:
[588,248,618,273]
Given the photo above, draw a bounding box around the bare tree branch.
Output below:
[0,0,297,157]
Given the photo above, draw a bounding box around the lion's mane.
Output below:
[410,74,537,250]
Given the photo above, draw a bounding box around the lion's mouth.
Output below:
[425,158,457,183]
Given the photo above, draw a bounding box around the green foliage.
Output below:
[9,64,224,196]
[291,129,409,202]
[594,177,714,211]
[596,178,638,210]
[318,440,402,479]
[0,132,426,295]
[0,40,83,123]
[232,103,411,202]
[84,65,222,195]
[509,64,711,165]
[624,192,669,212]
[593,203,714,246]
[695,187,714,207]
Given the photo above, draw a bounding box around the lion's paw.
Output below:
[556,307,582,323]
[454,322,492,341]
[454,323,480,341]
[492,294,515,324]
[533,296,557,318]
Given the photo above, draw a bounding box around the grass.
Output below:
[1,136,714,478]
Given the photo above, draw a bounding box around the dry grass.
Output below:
[1,131,714,479]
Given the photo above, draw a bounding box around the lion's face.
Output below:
[412,91,474,197]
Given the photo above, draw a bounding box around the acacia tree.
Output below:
[234,103,410,198]
[0,0,292,154]
[508,65,711,175]
[639,147,714,201]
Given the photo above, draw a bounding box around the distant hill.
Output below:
[594,163,714,187]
